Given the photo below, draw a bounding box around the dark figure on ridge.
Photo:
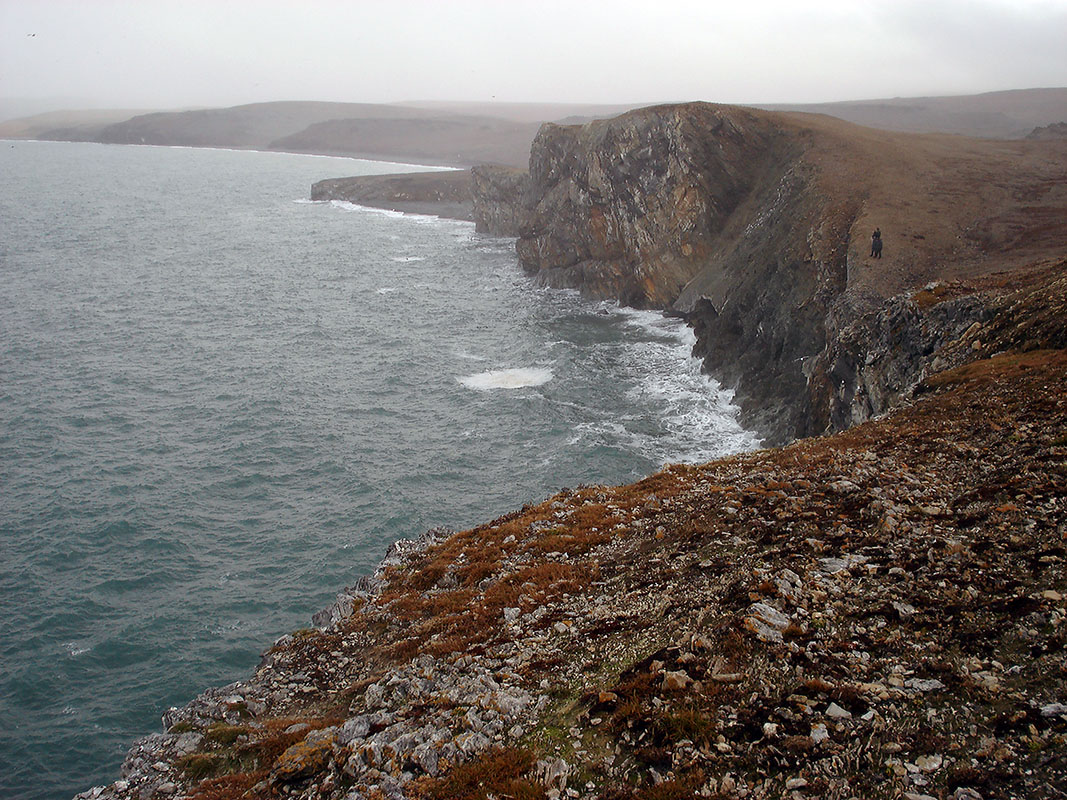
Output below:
[871,228,883,259]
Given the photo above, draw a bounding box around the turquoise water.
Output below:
[0,141,759,800]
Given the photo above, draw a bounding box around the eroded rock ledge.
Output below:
[78,266,1067,800]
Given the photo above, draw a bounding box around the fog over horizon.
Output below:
[2,0,1067,119]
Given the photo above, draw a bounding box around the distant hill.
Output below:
[760,87,1067,139]
[269,115,541,167]
[0,108,157,141]
[393,100,646,124]
[94,101,438,150]
[1,100,611,168]
[2,90,1064,167]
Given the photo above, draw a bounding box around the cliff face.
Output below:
[470,165,530,236]
[472,102,1067,444]
[513,105,798,310]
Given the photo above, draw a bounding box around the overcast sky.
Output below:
[2,0,1066,113]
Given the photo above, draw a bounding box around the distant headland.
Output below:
[4,88,1067,166]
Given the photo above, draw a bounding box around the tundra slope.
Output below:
[488,102,1067,443]
[76,265,1067,800]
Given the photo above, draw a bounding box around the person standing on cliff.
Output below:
[871,228,883,258]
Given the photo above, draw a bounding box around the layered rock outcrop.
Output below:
[515,105,798,310]
[471,102,1067,444]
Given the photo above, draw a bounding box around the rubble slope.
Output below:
[78,265,1067,800]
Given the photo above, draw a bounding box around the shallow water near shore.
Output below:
[0,140,759,800]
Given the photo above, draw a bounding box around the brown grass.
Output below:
[411,747,545,800]
[184,771,267,800]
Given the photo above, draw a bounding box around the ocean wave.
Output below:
[326,200,471,228]
[458,368,554,390]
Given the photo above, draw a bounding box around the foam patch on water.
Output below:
[453,349,488,362]
[458,368,554,390]
[559,304,763,464]
[326,200,471,228]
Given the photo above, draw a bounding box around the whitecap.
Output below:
[458,367,554,390]
[615,305,694,343]
[329,200,363,213]
[453,349,488,362]
[376,287,398,295]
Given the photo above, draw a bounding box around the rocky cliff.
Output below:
[470,165,530,236]
[471,102,1067,444]
[310,171,475,221]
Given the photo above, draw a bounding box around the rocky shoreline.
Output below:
[76,263,1067,800]
[309,172,475,222]
[313,103,1067,446]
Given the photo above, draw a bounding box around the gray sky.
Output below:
[2,0,1066,112]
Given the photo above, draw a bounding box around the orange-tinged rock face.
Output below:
[270,729,337,783]
[517,104,775,307]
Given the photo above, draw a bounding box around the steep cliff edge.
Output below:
[478,102,1067,443]
[76,270,1067,800]
[470,165,530,235]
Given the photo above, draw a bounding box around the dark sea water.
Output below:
[0,140,760,800]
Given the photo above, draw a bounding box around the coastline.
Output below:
[310,170,476,223]
[53,102,1067,799]
[3,137,467,174]
[76,282,1067,798]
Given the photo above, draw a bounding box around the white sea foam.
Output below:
[326,200,473,228]
[458,367,554,390]
[550,303,763,464]
[453,349,488,362]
